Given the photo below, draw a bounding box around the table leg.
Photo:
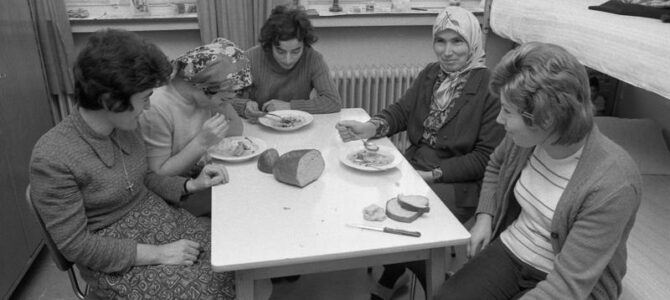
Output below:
[425,247,447,299]
[235,273,254,300]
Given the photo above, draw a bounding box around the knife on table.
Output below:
[346,224,421,237]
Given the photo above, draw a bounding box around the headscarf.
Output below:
[429,6,486,110]
[432,6,486,74]
[172,37,252,91]
[421,7,487,145]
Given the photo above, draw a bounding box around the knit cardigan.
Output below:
[29,110,187,273]
[477,127,642,299]
[238,45,341,114]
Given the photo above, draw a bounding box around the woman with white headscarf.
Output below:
[336,7,504,299]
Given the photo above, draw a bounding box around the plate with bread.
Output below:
[339,144,402,172]
[209,136,267,162]
[258,110,313,131]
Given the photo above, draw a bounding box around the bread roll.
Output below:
[272,149,325,187]
[257,148,279,173]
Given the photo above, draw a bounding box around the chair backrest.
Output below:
[25,185,74,271]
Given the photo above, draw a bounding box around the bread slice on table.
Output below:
[397,194,430,213]
[386,198,423,223]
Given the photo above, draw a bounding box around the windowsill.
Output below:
[70,14,198,33]
[308,1,484,27]
[68,1,484,33]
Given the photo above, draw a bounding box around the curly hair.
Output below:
[489,42,593,145]
[259,5,317,51]
[73,29,172,112]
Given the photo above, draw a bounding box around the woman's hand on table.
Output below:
[244,101,265,123]
[467,213,493,258]
[335,120,376,142]
[187,164,230,192]
[196,113,229,149]
[158,239,202,265]
[262,99,291,112]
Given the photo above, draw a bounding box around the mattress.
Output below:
[489,0,670,100]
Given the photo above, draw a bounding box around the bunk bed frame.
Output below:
[483,1,670,299]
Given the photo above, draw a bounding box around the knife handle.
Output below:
[383,227,421,237]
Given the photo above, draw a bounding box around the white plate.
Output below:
[339,144,402,172]
[209,136,267,162]
[258,110,314,131]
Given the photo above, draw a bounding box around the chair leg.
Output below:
[409,272,416,300]
[67,268,86,300]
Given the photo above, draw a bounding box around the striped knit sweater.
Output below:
[238,45,341,114]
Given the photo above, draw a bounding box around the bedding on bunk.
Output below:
[489,0,670,100]
[589,0,670,21]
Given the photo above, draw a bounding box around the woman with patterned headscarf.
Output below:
[140,38,252,216]
[336,7,505,299]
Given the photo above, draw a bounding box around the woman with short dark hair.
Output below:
[436,42,642,299]
[30,29,236,299]
[236,5,341,118]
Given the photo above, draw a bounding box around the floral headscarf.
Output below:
[172,37,252,91]
[432,6,486,74]
[420,7,487,145]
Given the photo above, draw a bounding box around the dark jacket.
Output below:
[377,63,504,207]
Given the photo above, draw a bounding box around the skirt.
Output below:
[81,194,235,300]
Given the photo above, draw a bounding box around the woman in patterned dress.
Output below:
[29,29,235,299]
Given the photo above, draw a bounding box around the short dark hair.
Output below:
[259,5,317,51]
[73,29,171,112]
[489,42,593,145]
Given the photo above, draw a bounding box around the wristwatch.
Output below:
[432,168,443,181]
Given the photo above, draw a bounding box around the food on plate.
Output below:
[273,149,325,187]
[386,198,423,223]
[397,194,430,213]
[257,148,280,173]
[211,137,259,157]
[347,150,394,168]
[363,204,386,221]
[274,115,302,128]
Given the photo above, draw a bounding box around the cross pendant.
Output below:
[126,183,135,193]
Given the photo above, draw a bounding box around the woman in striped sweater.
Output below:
[437,42,642,299]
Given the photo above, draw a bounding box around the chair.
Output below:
[25,185,88,299]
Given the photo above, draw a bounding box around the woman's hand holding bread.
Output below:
[196,113,229,149]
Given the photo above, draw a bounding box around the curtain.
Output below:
[28,0,76,124]
[197,0,289,50]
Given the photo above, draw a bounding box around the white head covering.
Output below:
[432,6,486,73]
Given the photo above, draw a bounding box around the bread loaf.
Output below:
[272,149,325,187]
[397,194,430,213]
[386,198,423,223]
[257,148,279,173]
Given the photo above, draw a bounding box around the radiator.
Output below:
[331,64,424,151]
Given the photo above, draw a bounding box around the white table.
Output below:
[211,108,470,300]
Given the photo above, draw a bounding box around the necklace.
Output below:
[113,139,135,193]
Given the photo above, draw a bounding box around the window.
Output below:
[65,0,197,19]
